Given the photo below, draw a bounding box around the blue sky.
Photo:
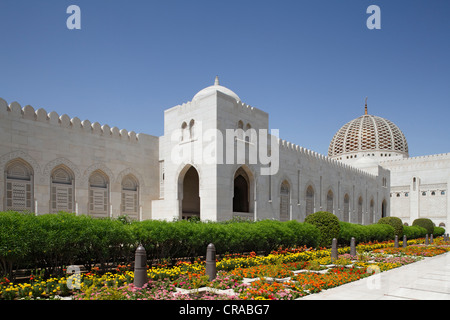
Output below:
[0,0,449,157]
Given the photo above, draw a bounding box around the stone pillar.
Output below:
[206,243,217,281]
[133,244,148,288]
[350,237,356,257]
[331,238,338,261]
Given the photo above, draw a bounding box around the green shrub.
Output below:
[378,217,403,237]
[433,226,445,237]
[338,221,394,245]
[304,211,340,247]
[403,225,427,239]
[412,218,435,235]
[338,221,368,245]
[366,224,395,242]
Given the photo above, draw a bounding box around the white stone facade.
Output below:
[380,154,450,230]
[0,78,391,224]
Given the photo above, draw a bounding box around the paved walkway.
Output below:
[301,252,450,300]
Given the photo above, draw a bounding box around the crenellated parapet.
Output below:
[0,98,143,143]
[277,138,378,179]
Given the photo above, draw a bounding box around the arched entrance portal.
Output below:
[381,199,387,218]
[233,174,249,213]
[181,166,200,220]
[232,166,254,217]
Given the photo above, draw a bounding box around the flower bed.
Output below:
[1,238,449,300]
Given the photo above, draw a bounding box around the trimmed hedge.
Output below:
[403,225,427,239]
[433,226,445,237]
[378,217,403,237]
[338,221,395,245]
[0,211,320,279]
[412,218,435,235]
[304,211,340,247]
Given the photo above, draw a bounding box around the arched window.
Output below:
[326,190,334,214]
[280,181,290,221]
[245,123,252,142]
[5,159,34,212]
[121,175,139,220]
[237,120,244,140]
[357,196,363,224]
[370,199,375,223]
[88,170,109,218]
[181,122,188,142]
[381,199,387,218]
[189,119,195,140]
[50,166,74,213]
[343,194,350,222]
[305,186,314,216]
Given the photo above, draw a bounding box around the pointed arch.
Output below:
[121,174,139,220]
[232,165,255,218]
[50,165,75,213]
[370,198,375,223]
[178,164,200,220]
[343,193,350,222]
[357,196,363,224]
[4,158,34,212]
[381,199,387,218]
[280,180,290,221]
[326,189,334,214]
[305,185,315,216]
[88,170,109,218]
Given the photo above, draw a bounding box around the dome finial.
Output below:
[364,97,368,115]
[214,75,220,86]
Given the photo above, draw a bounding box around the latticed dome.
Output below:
[328,112,409,160]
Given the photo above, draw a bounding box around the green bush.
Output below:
[365,224,395,242]
[412,218,435,235]
[433,226,445,237]
[338,221,394,245]
[0,211,324,278]
[338,221,368,245]
[304,211,340,247]
[403,225,427,239]
[378,217,403,237]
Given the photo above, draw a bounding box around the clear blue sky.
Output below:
[1,0,449,157]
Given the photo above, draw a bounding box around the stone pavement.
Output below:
[301,251,450,300]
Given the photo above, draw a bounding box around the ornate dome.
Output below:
[328,103,409,160]
[193,76,241,102]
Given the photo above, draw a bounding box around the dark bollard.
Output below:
[331,238,338,261]
[206,243,217,281]
[430,234,434,244]
[394,235,399,248]
[133,244,148,288]
[350,237,356,257]
[425,234,429,245]
[403,235,407,248]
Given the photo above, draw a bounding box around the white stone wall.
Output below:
[152,90,390,224]
[0,98,160,219]
[381,154,450,230]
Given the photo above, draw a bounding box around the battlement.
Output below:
[0,98,154,143]
[233,100,268,117]
[381,152,450,164]
[277,138,378,179]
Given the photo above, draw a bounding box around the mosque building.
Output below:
[0,78,448,229]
